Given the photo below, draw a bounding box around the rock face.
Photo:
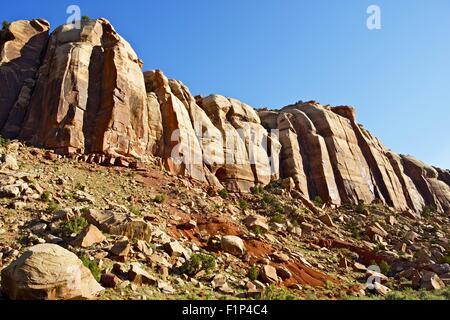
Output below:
[0,18,449,213]
[18,19,148,157]
[0,19,50,136]
[260,102,450,213]
[1,244,104,300]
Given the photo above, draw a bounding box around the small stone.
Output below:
[353,262,367,272]
[318,214,334,227]
[244,215,270,232]
[386,215,397,226]
[276,266,292,280]
[164,241,187,257]
[128,263,157,285]
[261,265,279,284]
[271,252,290,263]
[110,240,131,260]
[300,223,314,234]
[101,273,119,289]
[221,236,246,257]
[72,225,106,248]
[52,208,74,221]
[29,223,47,234]
[421,271,446,290]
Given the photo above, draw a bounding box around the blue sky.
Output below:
[3,0,450,169]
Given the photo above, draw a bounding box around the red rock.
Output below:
[100,273,119,289]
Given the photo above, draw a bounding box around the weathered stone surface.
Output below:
[0,18,449,213]
[72,225,106,248]
[84,209,151,241]
[401,156,450,213]
[261,265,279,284]
[1,244,103,300]
[198,94,278,192]
[0,19,50,137]
[19,19,148,158]
[221,235,246,257]
[420,271,446,291]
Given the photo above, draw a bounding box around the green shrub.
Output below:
[81,16,90,23]
[252,185,264,195]
[180,253,216,276]
[59,216,88,236]
[130,206,142,216]
[262,194,275,205]
[81,256,101,282]
[40,191,52,202]
[219,188,229,199]
[252,225,265,236]
[347,220,361,239]
[238,199,249,211]
[248,265,259,281]
[0,135,9,147]
[46,201,60,213]
[313,196,324,207]
[380,260,391,276]
[263,285,298,300]
[355,200,366,213]
[271,213,285,224]
[2,21,9,30]
[441,255,450,264]
[153,193,167,204]
[422,205,436,218]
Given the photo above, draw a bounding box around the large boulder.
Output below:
[1,244,103,300]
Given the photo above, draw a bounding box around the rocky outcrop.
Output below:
[198,95,278,191]
[401,156,450,213]
[386,152,425,213]
[19,19,149,157]
[0,18,449,213]
[260,102,450,213]
[0,19,50,137]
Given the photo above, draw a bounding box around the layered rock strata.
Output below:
[1,19,449,213]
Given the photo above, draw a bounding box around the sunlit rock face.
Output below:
[1,19,449,213]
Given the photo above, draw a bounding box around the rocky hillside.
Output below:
[0,18,450,300]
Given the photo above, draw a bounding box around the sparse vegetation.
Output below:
[81,256,101,282]
[251,185,264,195]
[219,188,229,199]
[81,16,90,23]
[45,201,60,213]
[355,200,366,213]
[153,193,167,204]
[263,285,298,300]
[380,260,391,276]
[40,190,52,202]
[248,265,259,281]
[271,213,285,224]
[238,199,249,211]
[313,196,324,207]
[2,20,9,30]
[422,205,436,218]
[0,135,10,147]
[129,206,142,216]
[180,253,216,276]
[59,216,88,236]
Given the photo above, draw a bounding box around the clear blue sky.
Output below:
[3,0,450,169]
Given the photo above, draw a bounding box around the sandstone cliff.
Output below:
[0,18,449,214]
